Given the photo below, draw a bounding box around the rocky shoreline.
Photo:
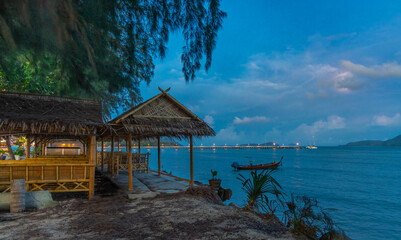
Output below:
[0,185,300,240]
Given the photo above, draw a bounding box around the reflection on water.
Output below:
[144,146,401,240]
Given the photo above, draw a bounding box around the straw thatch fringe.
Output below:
[104,91,215,139]
[0,91,102,136]
[121,118,215,137]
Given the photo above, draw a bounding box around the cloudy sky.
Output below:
[139,0,401,146]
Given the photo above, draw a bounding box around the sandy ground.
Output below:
[0,175,297,240]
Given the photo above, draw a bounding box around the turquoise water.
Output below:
[142,146,401,240]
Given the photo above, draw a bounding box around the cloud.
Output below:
[233,116,269,124]
[295,115,346,134]
[213,126,241,143]
[310,64,364,92]
[372,113,401,126]
[204,115,214,126]
[341,60,401,78]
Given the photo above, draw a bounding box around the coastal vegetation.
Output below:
[238,169,349,240]
[0,0,226,116]
[284,194,349,240]
[237,169,283,212]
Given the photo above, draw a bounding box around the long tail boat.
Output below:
[231,156,283,170]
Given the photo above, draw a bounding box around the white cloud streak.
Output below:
[233,116,269,124]
[372,113,401,126]
[341,60,401,78]
[295,115,346,134]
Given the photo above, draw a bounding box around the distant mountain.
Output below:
[344,134,401,146]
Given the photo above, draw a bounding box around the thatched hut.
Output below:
[0,91,101,198]
[0,88,215,197]
[102,88,215,189]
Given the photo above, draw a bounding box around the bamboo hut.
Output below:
[0,91,102,199]
[102,88,215,190]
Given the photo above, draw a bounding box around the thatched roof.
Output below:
[104,88,215,139]
[0,91,102,136]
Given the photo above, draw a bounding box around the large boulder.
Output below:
[218,187,232,202]
[185,186,223,205]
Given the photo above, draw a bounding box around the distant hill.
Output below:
[344,134,401,146]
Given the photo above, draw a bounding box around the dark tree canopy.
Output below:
[0,0,226,117]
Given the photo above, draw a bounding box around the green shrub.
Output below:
[284,194,349,240]
[237,169,283,212]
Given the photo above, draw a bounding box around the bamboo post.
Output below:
[157,136,161,176]
[6,136,15,160]
[117,137,120,151]
[26,135,31,159]
[83,143,86,156]
[101,138,104,172]
[128,133,133,190]
[37,138,42,156]
[33,138,38,158]
[138,137,141,155]
[43,140,47,156]
[111,137,114,176]
[88,135,96,199]
[190,135,194,186]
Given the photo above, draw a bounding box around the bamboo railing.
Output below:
[100,152,150,174]
[0,159,94,193]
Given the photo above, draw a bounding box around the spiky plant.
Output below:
[237,169,283,211]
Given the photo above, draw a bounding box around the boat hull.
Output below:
[235,163,280,170]
[232,157,283,170]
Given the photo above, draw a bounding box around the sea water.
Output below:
[142,146,401,240]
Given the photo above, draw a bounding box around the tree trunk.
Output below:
[6,136,15,160]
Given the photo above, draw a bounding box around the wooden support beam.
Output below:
[138,137,141,155]
[111,137,115,176]
[42,140,47,156]
[88,135,96,200]
[33,137,38,158]
[26,135,31,158]
[190,135,194,186]
[6,136,15,160]
[157,136,161,176]
[117,137,120,151]
[101,138,104,172]
[38,142,42,156]
[128,133,133,191]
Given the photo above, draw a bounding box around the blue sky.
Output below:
[139,0,401,146]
